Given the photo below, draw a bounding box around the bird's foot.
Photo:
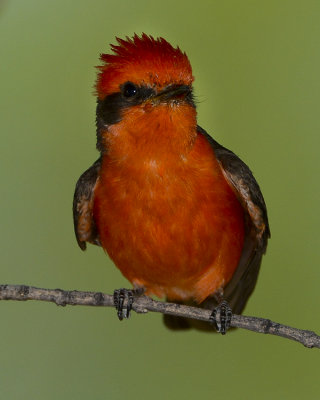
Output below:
[209,300,232,335]
[113,288,144,321]
[113,289,134,320]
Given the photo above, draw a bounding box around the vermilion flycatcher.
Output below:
[73,34,270,333]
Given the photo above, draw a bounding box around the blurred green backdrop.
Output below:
[1,0,319,399]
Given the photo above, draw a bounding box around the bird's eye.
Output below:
[122,82,138,98]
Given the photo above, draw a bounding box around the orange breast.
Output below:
[93,129,244,303]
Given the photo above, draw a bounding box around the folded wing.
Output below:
[73,158,102,250]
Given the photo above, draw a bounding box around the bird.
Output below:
[73,34,270,333]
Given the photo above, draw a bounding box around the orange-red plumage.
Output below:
[93,107,245,302]
[96,34,193,99]
[73,34,269,324]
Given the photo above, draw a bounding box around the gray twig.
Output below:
[0,284,319,349]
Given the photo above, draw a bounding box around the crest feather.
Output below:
[96,34,193,98]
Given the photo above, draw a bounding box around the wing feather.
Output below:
[73,157,102,250]
[198,126,270,313]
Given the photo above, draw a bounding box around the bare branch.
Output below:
[0,284,319,349]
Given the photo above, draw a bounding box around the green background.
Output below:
[1,0,319,399]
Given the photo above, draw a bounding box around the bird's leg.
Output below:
[113,287,144,321]
[209,290,232,334]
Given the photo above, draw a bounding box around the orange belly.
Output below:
[93,133,245,303]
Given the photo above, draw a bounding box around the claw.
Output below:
[113,289,133,320]
[209,300,232,335]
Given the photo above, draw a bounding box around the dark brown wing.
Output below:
[73,157,102,250]
[198,126,270,314]
[164,127,270,330]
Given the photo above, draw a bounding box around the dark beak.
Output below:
[154,84,192,102]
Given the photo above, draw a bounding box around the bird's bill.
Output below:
[153,84,192,103]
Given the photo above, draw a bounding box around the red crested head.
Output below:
[96,34,194,99]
